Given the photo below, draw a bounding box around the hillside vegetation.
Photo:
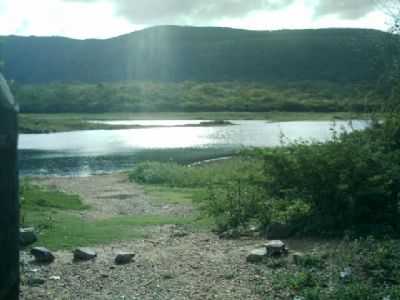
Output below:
[14,80,380,113]
[2,26,395,113]
[1,26,394,84]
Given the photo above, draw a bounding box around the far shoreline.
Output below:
[19,111,370,134]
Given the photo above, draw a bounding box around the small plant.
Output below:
[265,238,400,300]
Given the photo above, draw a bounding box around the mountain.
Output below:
[0,26,395,84]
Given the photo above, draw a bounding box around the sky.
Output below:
[0,0,394,39]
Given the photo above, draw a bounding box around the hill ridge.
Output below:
[0,26,393,84]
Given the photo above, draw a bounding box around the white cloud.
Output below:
[0,0,139,39]
[215,1,389,31]
[0,0,392,39]
[64,0,296,24]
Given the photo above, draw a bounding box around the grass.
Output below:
[21,181,207,250]
[19,111,369,133]
[255,238,400,300]
[144,185,200,205]
[25,211,197,250]
[20,181,89,211]
[128,157,264,188]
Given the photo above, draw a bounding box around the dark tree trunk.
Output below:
[0,73,19,300]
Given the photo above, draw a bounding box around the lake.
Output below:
[19,120,368,176]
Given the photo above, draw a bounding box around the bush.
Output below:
[263,121,400,236]
[129,157,265,231]
[191,116,400,237]
[200,178,265,231]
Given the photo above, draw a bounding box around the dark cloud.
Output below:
[64,0,295,24]
[314,0,377,19]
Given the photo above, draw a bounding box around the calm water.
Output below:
[19,120,368,176]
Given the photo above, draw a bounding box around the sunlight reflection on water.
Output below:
[18,120,369,176]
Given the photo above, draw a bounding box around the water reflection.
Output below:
[19,120,368,176]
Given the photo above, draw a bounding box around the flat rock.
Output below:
[246,248,267,263]
[20,227,38,247]
[265,240,287,256]
[73,247,97,261]
[115,252,135,265]
[30,247,55,263]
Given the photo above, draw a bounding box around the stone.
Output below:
[20,227,38,247]
[292,252,306,265]
[30,247,55,263]
[218,229,240,239]
[265,223,292,239]
[27,277,46,286]
[73,247,97,261]
[265,240,287,256]
[161,272,174,279]
[114,252,135,265]
[340,267,352,281]
[247,225,260,237]
[171,230,189,238]
[246,248,267,263]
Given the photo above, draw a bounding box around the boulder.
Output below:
[20,227,38,247]
[246,248,267,263]
[114,252,135,265]
[265,240,288,256]
[30,247,55,263]
[73,248,97,261]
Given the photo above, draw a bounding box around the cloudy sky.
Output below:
[0,0,393,39]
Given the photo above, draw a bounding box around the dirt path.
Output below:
[21,229,270,300]
[21,174,291,299]
[32,173,192,219]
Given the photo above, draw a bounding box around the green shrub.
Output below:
[200,178,265,231]
[129,157,265,231]
[263,121,400,236]
[15,80,380,113]
[188,116,400,236]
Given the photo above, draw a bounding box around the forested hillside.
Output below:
[14,81,380,113]
[0,26,394,84]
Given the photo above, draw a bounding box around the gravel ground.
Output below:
[21,228,271,300]
[31,173,193,219]
[21,174,275,299]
